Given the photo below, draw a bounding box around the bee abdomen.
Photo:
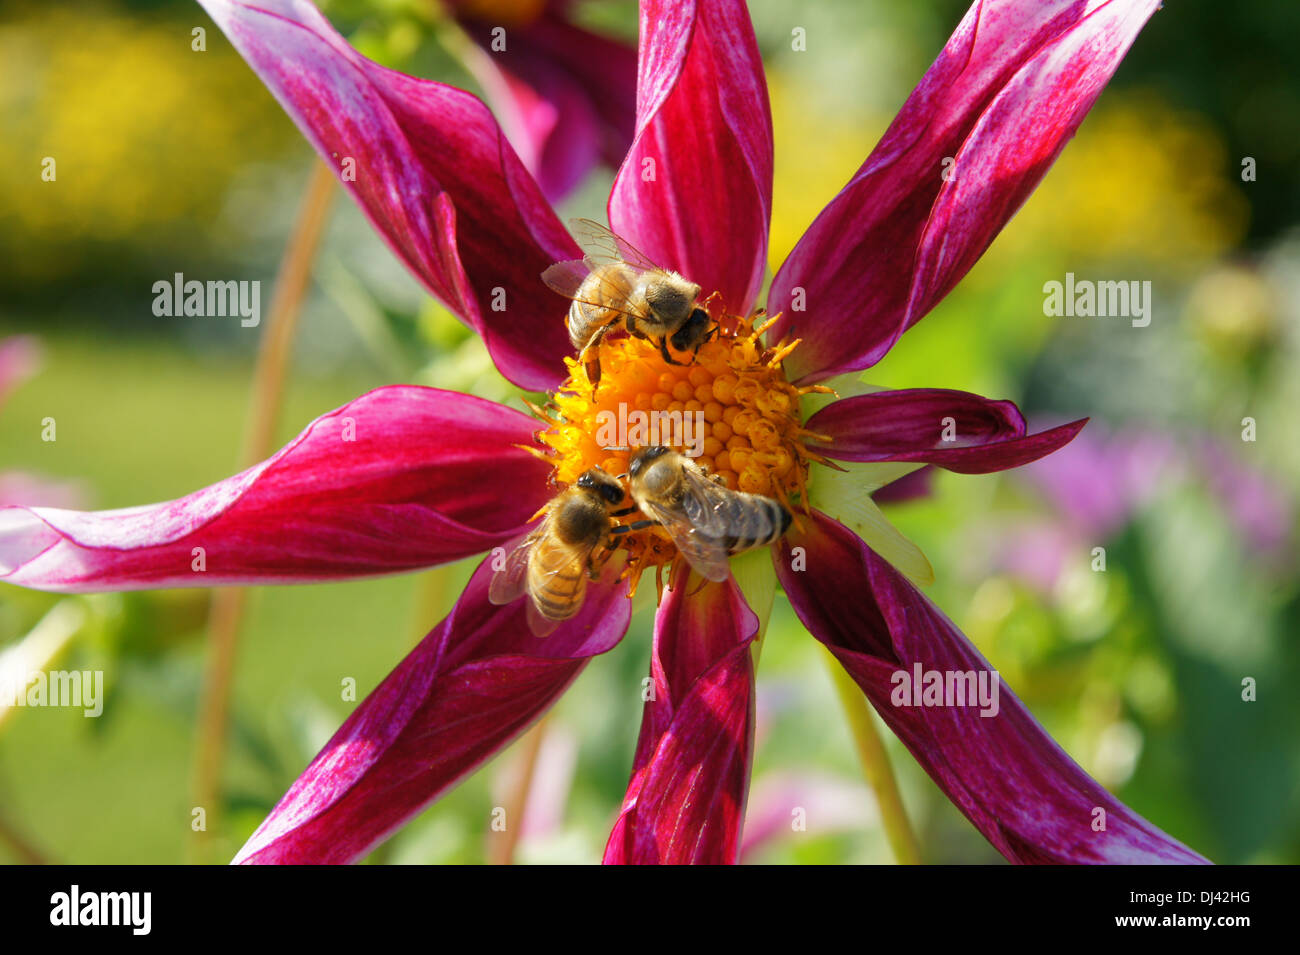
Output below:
[723,496,792,553]
[529,559,587,620]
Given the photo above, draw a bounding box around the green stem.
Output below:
[189,161,337,862]
[0,809,49,864]
[487,717,548,865]
[823,649,922,864]
[0,600,85,734]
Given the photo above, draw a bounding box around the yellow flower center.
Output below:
[528,310,830,587]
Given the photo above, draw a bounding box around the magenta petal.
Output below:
[608,0,772,315]
[0,386,550,592]
[196,0,579,391]
[776,511,1209,864]
[871,465,935,505]
[769,0,1160,382]
[604,570,758,864]
[235,555,631,864]
[460,12,636,202]
[807,389,1087,474]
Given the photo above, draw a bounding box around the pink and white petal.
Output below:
[608,0,772,315]
[0,386,550,592]
[235,554,632,864]
[604,569,758,864]
[775,511,1209,864]
[197,0,579,392]
[769,0,1160,383]
[806,389,1086,474]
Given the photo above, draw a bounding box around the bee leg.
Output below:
[579,342,602,391]
[586,546,606,581]
[659,336,683,366]
[579,324,611,394]
[611,520,658,534]
[610,505,639,517]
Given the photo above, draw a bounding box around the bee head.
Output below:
[576,468,625,506]
[670,306,712,351]
[628,446,671,480]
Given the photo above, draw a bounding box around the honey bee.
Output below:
[625,446,792,582]
[542,219,715,386]
[488,468,632,636]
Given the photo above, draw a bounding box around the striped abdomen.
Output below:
[526,541,590,622]
[715,492,792,554]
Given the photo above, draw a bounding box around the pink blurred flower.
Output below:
[0,336,42,406]
[992,423,1292,591]
[740,771,877,862]
[447,0,636,201]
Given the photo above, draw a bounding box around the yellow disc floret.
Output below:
[526,309,832,586]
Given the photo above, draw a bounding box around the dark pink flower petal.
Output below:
[776,511,1209,864]
[871,465,934,505]
[197,0,579,391]
[604,569,758,864]
[236,555,632,864]
[608,0,772,315]
[459,10,636,202]
[0,387,549,592]
[769,0,1160,382]
[806,388,1086,473]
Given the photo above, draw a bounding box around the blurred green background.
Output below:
[1,0,1297,864]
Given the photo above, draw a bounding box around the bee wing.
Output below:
[531,532,598,580]
[637,496,733,583]
[540,258,646,323]
[679,465,788,545]
[568,218,665,273]
[487,530,538,606]
[525,600,561,638]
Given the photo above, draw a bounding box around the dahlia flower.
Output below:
[0,0,1206,864]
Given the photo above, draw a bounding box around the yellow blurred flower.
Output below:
[0,3,294,280]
